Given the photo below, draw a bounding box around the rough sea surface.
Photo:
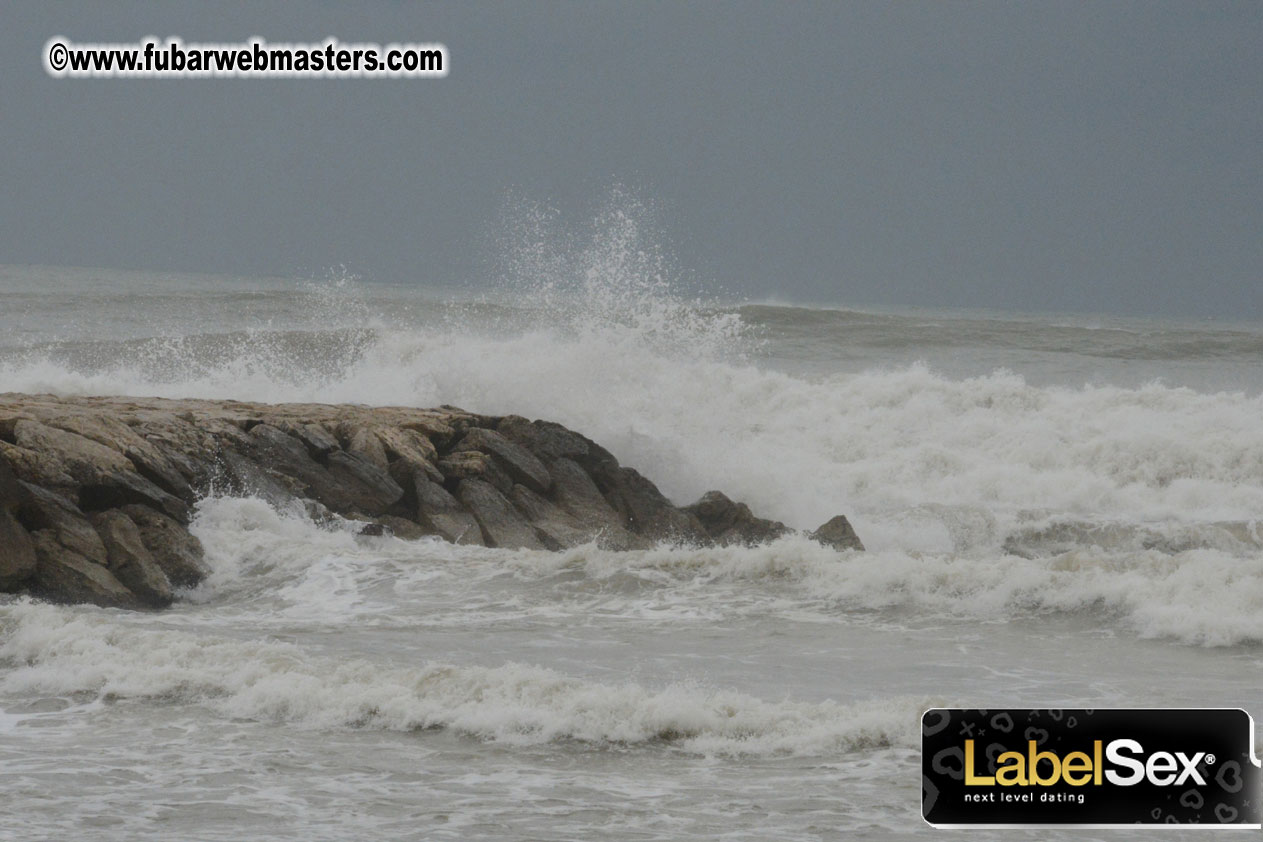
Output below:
[2,262,1262,840]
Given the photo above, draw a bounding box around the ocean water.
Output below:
[2,261,1263,840]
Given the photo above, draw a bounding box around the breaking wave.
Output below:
[0,601,920,756]
[183,496,1263,647]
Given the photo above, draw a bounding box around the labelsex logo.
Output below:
[964,738,1210,787]
[922,708,1261,827]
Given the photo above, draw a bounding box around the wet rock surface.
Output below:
[808,514,866,552]
[0,393,863,609]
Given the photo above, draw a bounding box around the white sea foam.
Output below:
[0,601,921,756]
[182,496,1263,646]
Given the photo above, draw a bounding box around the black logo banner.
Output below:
[922,708,1261,827]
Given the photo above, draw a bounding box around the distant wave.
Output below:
[739,303,1263,361]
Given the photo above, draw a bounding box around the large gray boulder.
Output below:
[457,478,545,550]
[28,530,140,610]
[413,475,483,544]
[0,508,35,590]
[18,483,109,564]
[244,424,403,515]
[457,427,552,494]
[323,450,405,514]
[44,413,193,502]
[78,468,190,523]
[683,491,789,546]
[10,419,188,521]
[119,504,209,588]
[547,458,644,548]
[508,484,596,550]
[0,454,36,589]
[599,466,709,544]
[217,448,302,506]
[436,450,516,494]
[89,510,174,608]
[496,416,591,462]
[810,515,865,551]
[13,418,134,487]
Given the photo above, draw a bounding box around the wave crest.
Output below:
[0,601,920,756]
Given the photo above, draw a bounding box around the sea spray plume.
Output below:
[488,187,748,361]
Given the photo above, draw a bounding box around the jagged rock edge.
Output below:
[0,395,863,609]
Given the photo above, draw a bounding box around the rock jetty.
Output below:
[0,393,863,609]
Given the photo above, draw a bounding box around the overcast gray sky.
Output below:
[2,1,1260,317]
